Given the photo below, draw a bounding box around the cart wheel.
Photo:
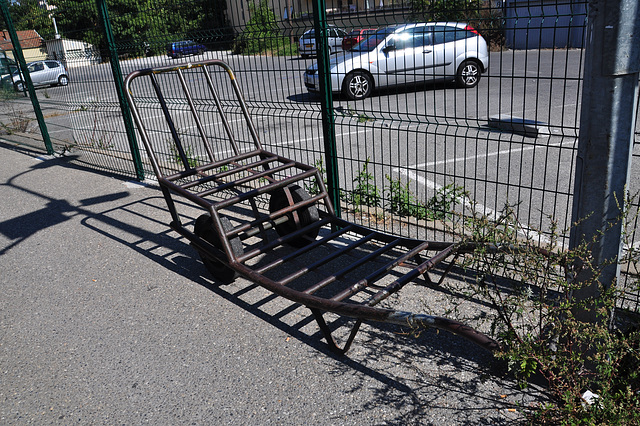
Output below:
[194,214,243,284]
[269,185,320,248]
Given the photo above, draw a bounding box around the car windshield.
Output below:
[351,27,395,52]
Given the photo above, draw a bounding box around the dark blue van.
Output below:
[166,40,206,59]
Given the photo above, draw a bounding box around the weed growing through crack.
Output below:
[305,158,327,196]
[349,158,381,209]
[166,129,199,168]
[168,141,199,168]
[384,175,467,220]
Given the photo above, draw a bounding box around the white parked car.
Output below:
[12,60,69,91]
[304,22,489,100]
[298,25,348,58]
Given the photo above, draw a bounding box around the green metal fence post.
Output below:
[95,0,145,181]
[0,0,54,155]
[310,0,341,217]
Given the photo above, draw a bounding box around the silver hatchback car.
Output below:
[304,22,489,100]
[12,60,69,91]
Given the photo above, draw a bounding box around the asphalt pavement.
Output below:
[0,134,547,424]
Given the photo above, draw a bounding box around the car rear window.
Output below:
[433,26,475,44]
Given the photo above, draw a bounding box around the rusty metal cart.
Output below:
[123,59,499,354]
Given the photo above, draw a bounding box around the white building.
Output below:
[45,38,101,67]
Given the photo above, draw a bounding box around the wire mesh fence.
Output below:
[0,0,638,310]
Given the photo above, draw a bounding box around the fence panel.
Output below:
[1,0,638,307]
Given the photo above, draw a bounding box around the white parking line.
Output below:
[391,138,576,245]
[398,166,553,244]
[407,137,572,170]
[213,128,371,158]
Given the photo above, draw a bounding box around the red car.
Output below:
[341,28,377,51]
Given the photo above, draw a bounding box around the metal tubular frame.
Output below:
[124,60,500,354]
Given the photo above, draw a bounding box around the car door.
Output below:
[28,62,46,86]
[374,27,434,86]
[186,41,197,55]
[431,25,457,79]
[44,61,61,84]
[408,26,437,82]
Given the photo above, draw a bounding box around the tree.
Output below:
[44,0,229,58]
[409,0,505,50]
[231,0,280,55]
[409,0,483,22]
[7,0,57,39]
[47,0,102,46]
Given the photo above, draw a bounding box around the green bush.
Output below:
[460,201,640,424]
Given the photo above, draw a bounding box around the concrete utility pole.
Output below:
[570,0,640,323]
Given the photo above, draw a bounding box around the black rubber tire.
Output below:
[58,75,69,86]
[269,185,320,248]
[194,214,243,284]
[342,71,373,101]
[14,81,24,92]
[455,60,481,88]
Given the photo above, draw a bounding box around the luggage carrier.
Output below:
[124,60,499,354]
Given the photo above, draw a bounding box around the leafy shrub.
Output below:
[459,201,640,424]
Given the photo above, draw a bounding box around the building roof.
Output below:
[0,30,44,51]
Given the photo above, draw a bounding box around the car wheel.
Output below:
[456,60,481,88]
[342,71,373,101]
[14,81,24,92]
[58,75,69,86]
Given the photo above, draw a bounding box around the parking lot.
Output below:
[4,48,637,243]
